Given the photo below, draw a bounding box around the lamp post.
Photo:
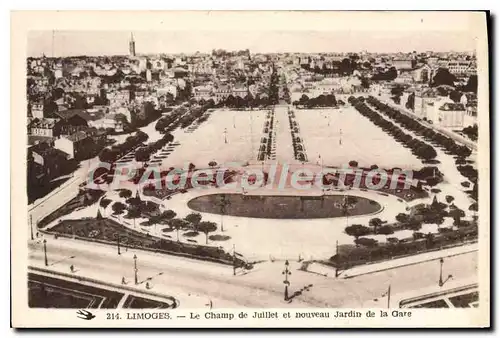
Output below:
[438,258,444,287]
[437,258,453,287]
[335,240,339,278]
[43,239,48,266]
[282,260,291,301]
[117,234,121,255]
[232,244,236,276]
[30,215,34,241]
[133,254,138,285]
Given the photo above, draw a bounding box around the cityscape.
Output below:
[26,29,479,311]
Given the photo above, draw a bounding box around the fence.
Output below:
[28,266,180,308]
[41,227,246,267]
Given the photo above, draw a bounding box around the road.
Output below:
[376,93,477,150]
[274,106,295,162]
[28,236,478,308]
[28,156,101,224]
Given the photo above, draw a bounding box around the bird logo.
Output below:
[76,309,96,320]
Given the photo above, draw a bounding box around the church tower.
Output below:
[129,33,136,57]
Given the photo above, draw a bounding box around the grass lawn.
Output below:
[187,193,381,219]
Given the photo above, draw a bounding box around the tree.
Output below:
[449,208,465,225]
[208,161,217,168]
[119,189,132,199]
[298,94,309,106]
[99,198,112,209]
[395,213,410,224]
[369,218,383,234]
[163,133,174,144]
[135,148,150,166]
[126,196,142,207]
[345,224,371,243]
[197,221,218,244]
[425,232,436,248]
[463,75,478,93]
[391,86,404,97]
[127,205,141,219]
[468,203,478,212]
[112,202,126,215]
[225,95,236,108]
[406,219,422,233]
[184,212,202,229]
[155,118,170,133]
[98,148,117,164]
[169,218,187,242]
[161,210,177,223]
[360,77,370,89]
[377,225,394,237]
[431,68,457,87]
[354,237,378,248]
[405,92,415,110]
[445,195,455,204]
[449,90,462,103]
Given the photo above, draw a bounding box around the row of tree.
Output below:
[352,99,438,162]
[366,96,473,159]
[98,130,149,163]
[134,133,174,165]
[292,94,337,108]
[257,110,275,161]
[288,109,307,162]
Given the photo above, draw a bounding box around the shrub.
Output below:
[118,189,132,198]
[354,237,378,248]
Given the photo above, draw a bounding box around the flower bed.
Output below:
[327,224,478,270]
[46,218,247,267]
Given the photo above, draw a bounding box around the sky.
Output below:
[27,30,477,57]
[23,11,483,56]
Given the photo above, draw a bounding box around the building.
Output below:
[214,85,232,103]
[446,61,472,76]
[392,59,415,70]
[28,118,63,138]
[232,83,248,99]
[411,64,433,83]
[107,90,131,107]
[88,113,126,132]
[129,33,136,57]
[53,109,90,135]
[193,85,213,101]
[438,102,466,128]
[29,142,70,178]
[30,100,45,119]
[54,131,92,160]
[394,71,415,85]
[413,88,441,120]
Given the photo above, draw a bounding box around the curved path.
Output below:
[160,185,409,261]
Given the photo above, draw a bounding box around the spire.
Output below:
[130,32,134,42]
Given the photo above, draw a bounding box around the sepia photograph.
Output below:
[11,10,490,328]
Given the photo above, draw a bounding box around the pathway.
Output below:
[274,106,295,162]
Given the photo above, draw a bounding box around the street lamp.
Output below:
[133,254,138,285]
[438,258,453,287]
[43,239,48,266]
[30,215,34,241]
[438,258,444,286]
[282,260,291,301]
[117,234,121,255]
[232,244,236,276]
